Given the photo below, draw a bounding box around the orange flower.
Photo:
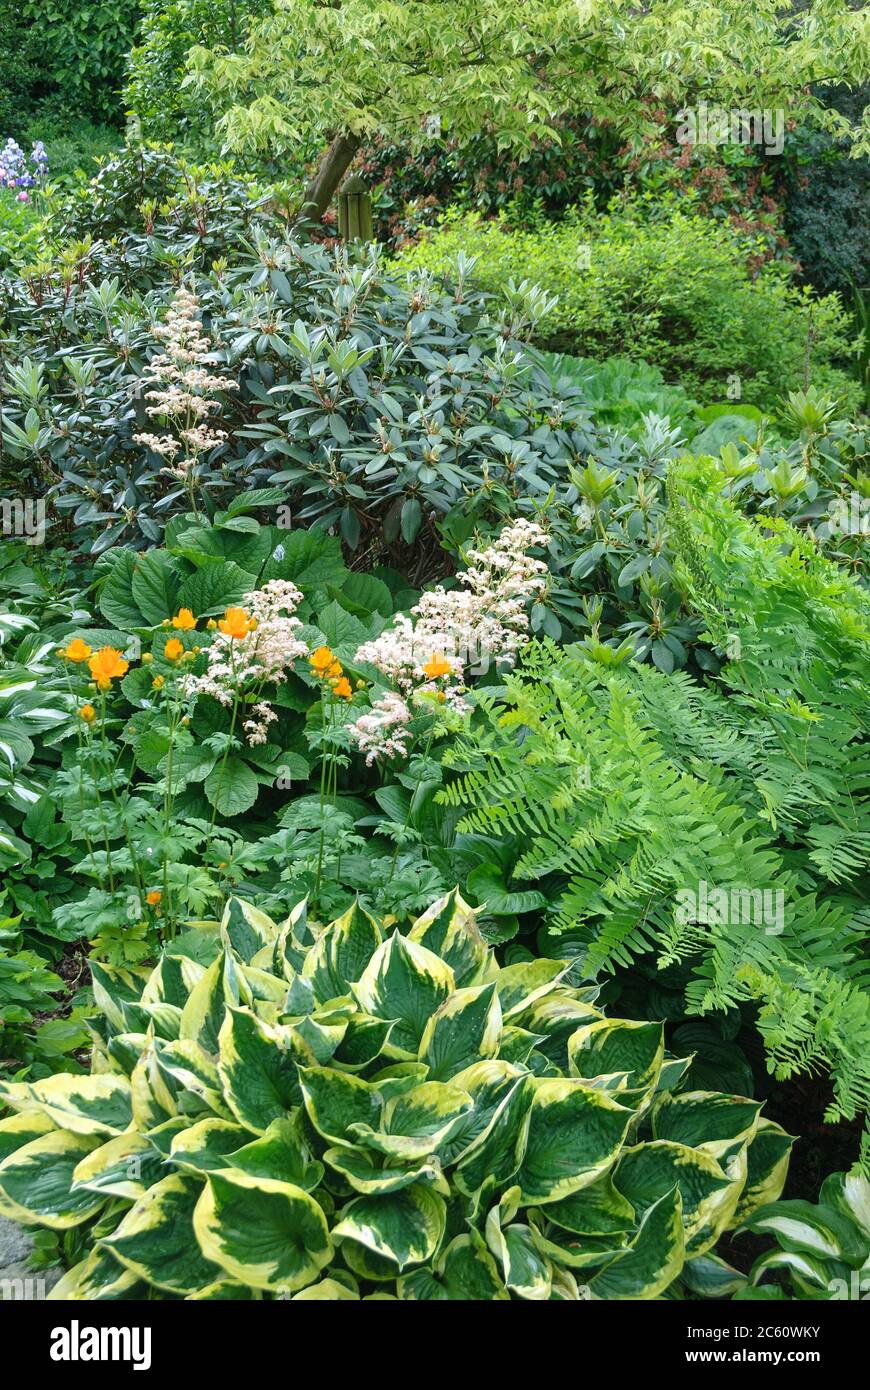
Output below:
[88,647,129,691]
[327,660,343,680]
[164,638,184,662]
[332,677,352,700]
[172,608,197,631]
[78,704,96,723]
[309,646,336,677]
[146,889,162,906]
[219,607,253,639]
[152,675,165,690]
[60,637,92,663]
[423,652,452,680]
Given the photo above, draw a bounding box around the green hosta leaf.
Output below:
[545,1170,636,1236]
[615,1141,736,1256]
[487,1211,553,1301]
[220,897,279,964]
[205,758,259,817]
[681,1252,747,1298]
[568,1019,664,1092]
[587,1187,685,1300]
[72,1133,164,1200]
[739,1199,868,1266]
[292,1278,358,1301]
[466,863,548,917]
[0,1110,56,1164]
[333,1183,446,1272]
[194,1170,333,1293]
[324,1146,445,1196]
[353,931,455,1057]
[153,1038,230,1118]
[496,958,570,1019]
[398,1230,509,1300]
[653,1091,762,1156]
[3,1074,133,1137]
[102,1173,221,1294]
[170,1119,250,1175]
[229,1114,323,1191]
[731,1118,794,1227]
[299,1064,383,1146]
[820,1171,870,1241]
[218,1007,301,1132]
[0,1131,103,1228]
[331,1013,395,1071]
[142,953,205,1010]
[302,899,382,1002]
[48,1246,147,1301]
[353,1081,474,1161]
[407,888,490,986]
[518,1078,633,1205]
[179,955,228,1054]
[418,983,501,1080]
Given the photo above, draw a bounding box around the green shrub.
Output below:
[0,1,136,131]
[392,200,863,415]
[0,889,791,1299]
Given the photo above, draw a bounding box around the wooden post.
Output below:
[337,173,373,243]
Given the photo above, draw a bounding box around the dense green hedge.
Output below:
[392,199,862,414]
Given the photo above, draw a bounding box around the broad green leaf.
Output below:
[615,1140,736,1256]
[353,931,455,1056]
[229,1114,323,1190]
[518,1078,633,1204]
[218,1006,301,1132]
[418,983,501,1080]
[587,1187,685,1299]
[220,897,279,964]
[333,1183,446,1271]
[7,1074,132,1137]
[72,1132,164,1200]
[398,1230,508,1300]
[324,1145,445,1195]
[102,1173,221,1294]
[194,1170,332,1293]
[205,758,259,817]
[407,888,490,986]
[568,1018,664,1091]
[545,1170,636,1236]
[302,899,382,1001]
[299,1064,383,1146]
[731,1118,794,1227]
[353,1081,473,1160]
[169,1118,250,1175]
[0,1130,103,1228]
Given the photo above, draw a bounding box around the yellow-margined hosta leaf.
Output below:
[153,1038,232,1119]
[652,1090,762,1155]
[730,1118,794,1228]
[323,1144,448,1196]
[486,1196,553,1300]
[302,899,382,1002]
[453,1074,533,1210]
[614,1140,737,1257]
[2,1074,133,1138]
[47,1246,146,1301]
[544,1169,636,1237]
[352,931,455,1057]
[496,958,574,1019]
[218,1006,301,1133]
[228,1113,323,1191]
[518,1077,633,1205]
[568,1018,664,1092]
[441,1059,526,1164]
[351,1080,474,1161]
[0,1130,104,1228]
[101,1173,222,1294]
[513,993,602,1070]
[588,1187,685,1299]
[407,888,492,987]
[194,1169,332,1293]
[292,1278,359,1300]
[332,1182,446,1272]
[298,1063,383,1146]
[0,1110,56,1163]
[220,896,279,963]
[398,1229,509,1301]
[71,1132,164,1200]
[330,1013,395,1070]
[418,982,502,1080]
[89,961,151,1033]
[169,1118,251,1175]
[179,955,230,1055]
[141,952,205,1009]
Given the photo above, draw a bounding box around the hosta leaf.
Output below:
[653,1091,762,1153]
[302,899,382,1001]
[324,1145,445,1195]
[407,888,489,986]
[615,1140,736,1256]
[353,1081,474,1160]
[587,1187,685,1300]
[218,1006,301,1133]
[5,1074,133,1137]
[72,1132,164,1200]
[819,1171,870,1240]
[102,1173,221,1294]
[333,1183,446,1271]
[568,1019,664,1092]
[731,1118,794,1227]
[0,1131,104,1228]
[739,1199,868,1266]
[0,1110,56,1164]
[169,1118,250,1175]
[220,897,279,964]
[418,983,501,1080]
[353,932,455,1056]
[331,1013,395,1070]
[194,1170,332,1292]
[518,1078,633,1205]
[398,1231,509,1301]
[299,1064,383,1146]
[48,1247,147,1301]
[681,1253,747,1298]
[545,1170,636,1236]
[487,1216,552,1301]
[229,1114,323,1190]
[496,958,570,1019]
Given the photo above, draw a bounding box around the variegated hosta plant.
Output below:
[0,891,792,1301]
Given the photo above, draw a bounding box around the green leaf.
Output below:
[130,550,180,626]
[204,758,259,817]
[587,1187,685,1299]
[518,1078,632,1204]
[218,1007,301,1133]
[194,1169,332,1293]
[101,1173,221,1294]
[333,1183,446,1271]
[0,1130,104,1228]
[353,932,455,1057]
[418,983,501,1080]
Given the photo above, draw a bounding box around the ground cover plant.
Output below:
[0,0,868,1309]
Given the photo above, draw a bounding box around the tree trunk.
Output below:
[299,132,362,226]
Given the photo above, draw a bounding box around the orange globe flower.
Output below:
[164,638,184,662]
[332,677,353,700]
[60,637,92,663]
[146,890,162,906]
[309,646,336,677]
[152,675,165,690]
[423,652,452,680]
[172,608,197,631]
[78,704,96,723]
[219,607,253,639]
[88,647,129,691]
